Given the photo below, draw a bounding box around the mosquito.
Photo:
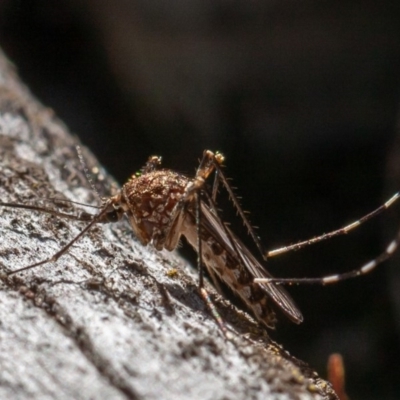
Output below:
[0,150,399,332]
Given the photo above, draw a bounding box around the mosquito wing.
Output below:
[200,203,304,324]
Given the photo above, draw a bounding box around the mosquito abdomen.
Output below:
[183,218,277,328]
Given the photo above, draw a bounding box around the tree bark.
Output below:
[0,49,337,400]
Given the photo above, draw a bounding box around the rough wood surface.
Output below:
[0,49,337,400]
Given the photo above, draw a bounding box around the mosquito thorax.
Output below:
[120,169,190,249]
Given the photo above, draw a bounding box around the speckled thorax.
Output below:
[120,170,190,250]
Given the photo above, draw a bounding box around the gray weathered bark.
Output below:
[0,49,337,400]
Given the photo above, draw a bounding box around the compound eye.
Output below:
[107,209,120,223]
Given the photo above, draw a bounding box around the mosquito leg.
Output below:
[212,158,268,260]
[211,169,220,202]
[199,287,227,335]
[255,227,400,285]
[4,206,109,275]
[0,202,94,222]
[196,192,204,289]
[267,192,400,258]
[195,190,227,335]
[35,197,102,209]
[158,150,224,250]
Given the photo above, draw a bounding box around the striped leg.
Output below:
[267,192,400,258]
[256,232,399,285]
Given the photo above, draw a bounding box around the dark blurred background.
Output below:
[1,1,400,398]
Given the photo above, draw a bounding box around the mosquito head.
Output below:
[99,194,126,224]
